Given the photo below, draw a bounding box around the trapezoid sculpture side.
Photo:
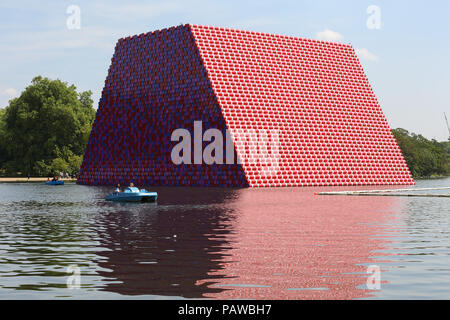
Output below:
[77,25,248,187]
[78,24,414,187]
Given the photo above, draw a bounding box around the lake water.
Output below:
[0,178,449,299]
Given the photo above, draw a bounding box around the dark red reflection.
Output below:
[94,186,404,299]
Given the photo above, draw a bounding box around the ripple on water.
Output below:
[0,179,449,299]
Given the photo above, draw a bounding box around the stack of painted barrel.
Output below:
[77,24,414,187]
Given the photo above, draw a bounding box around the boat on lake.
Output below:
[105,187,157,202]
[45,180,64,185]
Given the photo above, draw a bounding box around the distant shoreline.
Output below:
[0,177,77,183]
[0,176,447,184]
[414,175,449,180]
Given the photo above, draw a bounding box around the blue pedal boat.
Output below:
[105,187,157,202]
[45,180,64,185]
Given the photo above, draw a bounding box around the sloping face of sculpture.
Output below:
[77,24,414,187]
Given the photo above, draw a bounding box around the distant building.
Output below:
[77,24,414,187]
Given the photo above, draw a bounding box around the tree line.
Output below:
[0,76,95,177]
[0,76,448,179]
[392,128,449,178]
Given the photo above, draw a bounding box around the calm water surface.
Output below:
[0,178,449,299]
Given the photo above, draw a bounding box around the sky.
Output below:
[0,0,449,141]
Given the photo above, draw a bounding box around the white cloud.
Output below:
[2,88,18,97]
[316,29,343,42]
[355,48,379,61]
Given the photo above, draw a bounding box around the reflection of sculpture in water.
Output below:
[196,188,405,299]
[94,187,405,299]
[94,188,240,298]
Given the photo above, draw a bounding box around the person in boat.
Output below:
[114,184,121,194]
[52,176,56,181]
[129,182,140,192]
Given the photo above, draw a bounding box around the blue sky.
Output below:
[1,0,449,140]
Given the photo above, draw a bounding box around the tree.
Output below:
[392,128,449,178]
[68,154,83,176]
[33,160,51,177]
[51,158,69,175]
[0,76,95,176]
[0,109,9,173]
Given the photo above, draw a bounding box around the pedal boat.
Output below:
[45,180,64,185]
[105,187,157,202]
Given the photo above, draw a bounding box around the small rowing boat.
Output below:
[45,180,64,185]
[105,187,157,202]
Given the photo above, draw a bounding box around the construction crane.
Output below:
[445,112,450,141]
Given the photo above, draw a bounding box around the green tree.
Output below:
[68,154,83,176]
[51,158,69,175]
[0,109,8,173]
[392,128,449,178]
[1,76,95,176]
[33,160,51,177]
